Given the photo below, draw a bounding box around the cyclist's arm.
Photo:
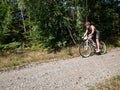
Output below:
[89,25,95,36]
[83,29,88,37]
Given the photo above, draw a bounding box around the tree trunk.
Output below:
[67,26,76,45]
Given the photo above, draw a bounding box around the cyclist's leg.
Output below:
[96,39,100,52]
[96,31,100,52]
[88,35,95,45]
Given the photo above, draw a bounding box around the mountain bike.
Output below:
[79,35,106,58]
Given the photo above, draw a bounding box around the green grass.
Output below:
[10,60,21,66]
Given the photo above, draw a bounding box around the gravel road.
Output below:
[0,48,120,90]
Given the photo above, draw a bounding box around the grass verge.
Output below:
[0,45,80,68]
[89,75,120,90]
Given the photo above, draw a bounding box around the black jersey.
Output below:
[88,25,99,35]
[88,25,100,38]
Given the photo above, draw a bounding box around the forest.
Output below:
[0,0,120,52]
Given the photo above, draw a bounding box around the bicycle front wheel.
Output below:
[79,42,92,58]
[100,41,107,54]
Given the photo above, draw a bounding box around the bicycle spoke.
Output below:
[100,41,107,54]
[79,42,91,57]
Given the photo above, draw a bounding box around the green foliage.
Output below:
[0,42,21,50]
[0,0,13,44]
[0,0,119,51]
[88,0,120,39]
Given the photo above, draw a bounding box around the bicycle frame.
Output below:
[83,36,96,50]
[83,36,89,50]
[80,36,106,57]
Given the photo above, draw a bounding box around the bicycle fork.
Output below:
[84,40,89,50]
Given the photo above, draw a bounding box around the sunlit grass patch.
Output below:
[0,45,79,68]
[89,75,120,90]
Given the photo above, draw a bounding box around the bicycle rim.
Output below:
[79,42,91,58]
[100,41,107,54]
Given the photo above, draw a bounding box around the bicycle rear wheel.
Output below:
[79,42,92,58]
[100,41,107,54]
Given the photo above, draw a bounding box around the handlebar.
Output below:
[82,35,88,40]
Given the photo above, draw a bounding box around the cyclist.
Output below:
[82,21,100,53]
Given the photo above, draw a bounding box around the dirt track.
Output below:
[0,48,120,90]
